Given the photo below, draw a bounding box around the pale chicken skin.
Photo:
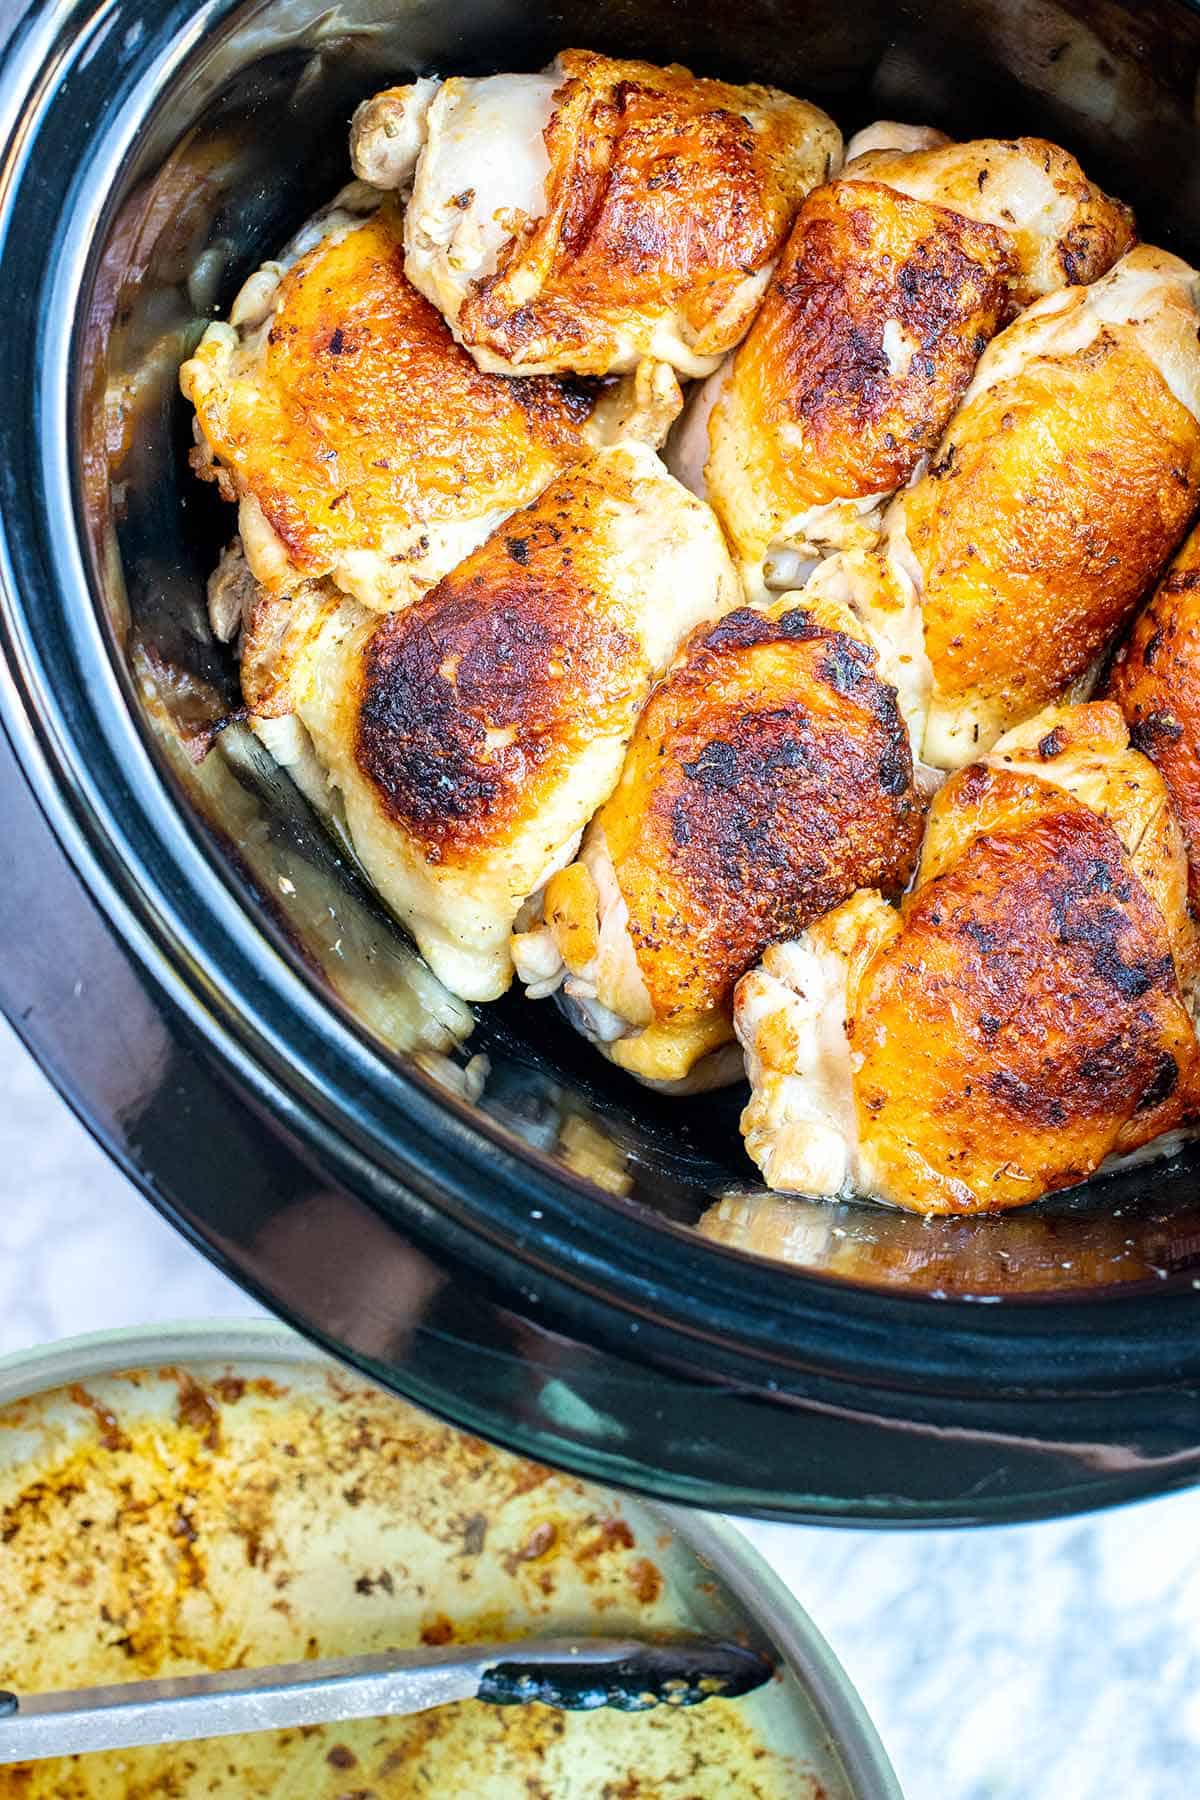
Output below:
[701,131,1134,591]
[181,194,679,616]
[801,245,1200,769]
[735,703,1200,1214]
[1108,521,1200,909]
[273,444,740,1002]
[352,51,841,378]
[513,595,923,1087]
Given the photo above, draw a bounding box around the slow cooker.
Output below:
[4,0,1200,1523]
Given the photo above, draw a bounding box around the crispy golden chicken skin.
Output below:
[276,444,740,1002]
[181,197,675,614]
[735,703,1200,1214]
[845,134,1135,302]
[912,341,1200,765]
[1109,522,1200,908]
[512,595,923,1088]
[806,246,1200,769]
[355,52,840,378]
[705,177,1016,580]
[700,132,1133,587]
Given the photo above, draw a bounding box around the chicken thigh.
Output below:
[512,594,923,1087]
[1108,520,1200,907]
[181,192,678,617]
[352,51,841,378]
[735,702,1200,1214]
[272,444,740,1002]
[799,245,1200,769]
[699,131,1134,592]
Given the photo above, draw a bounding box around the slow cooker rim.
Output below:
[2,0,1200,1419]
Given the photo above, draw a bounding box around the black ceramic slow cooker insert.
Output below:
[3,0,1200,1524]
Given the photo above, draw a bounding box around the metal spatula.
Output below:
[0,1636,774,1764]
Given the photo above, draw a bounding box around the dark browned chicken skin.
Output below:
[1109,521,1200,909]
[736,704,1200,1213]
[181,195,686,624]
[701,131,1134,590]
[178,55,1200,1222]
[514,595,923,1086]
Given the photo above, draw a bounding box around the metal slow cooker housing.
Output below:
[4,0,1200,1523]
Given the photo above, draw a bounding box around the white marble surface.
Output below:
[2,1010,1196,1799]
